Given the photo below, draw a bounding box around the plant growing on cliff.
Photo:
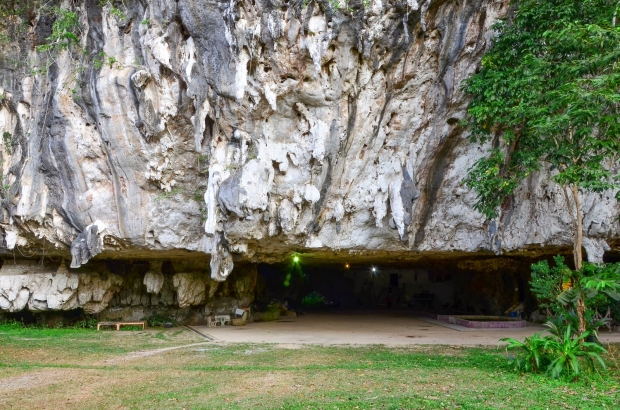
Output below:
[33,5,85,81]
[2,131,15,154]
[99,1,127,20]
[462,0,620,333]
[0,0,34,35]
[36,7,80,54]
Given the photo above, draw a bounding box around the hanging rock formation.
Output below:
[0,0,618,316]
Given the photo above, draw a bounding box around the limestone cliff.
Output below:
[0,0,618,316]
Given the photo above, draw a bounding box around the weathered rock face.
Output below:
[0,260,122,314]
[0,0,619,315]
[0,258,257,320]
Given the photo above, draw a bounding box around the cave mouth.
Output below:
[0,251,581,326]
[253,255,544,319]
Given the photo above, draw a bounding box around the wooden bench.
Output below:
[97,321,147,331]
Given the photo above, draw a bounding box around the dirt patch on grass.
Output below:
[213,370,312,402]
[0,368,81,392]
[101,342,212,365]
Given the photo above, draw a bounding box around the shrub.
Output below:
[530,256,567,314]
[501,323,608,379]
[0,319,30,330]
[36,7,80,53]
[71,318,99,329]
[146,314,178,327]
[545,311,611,340]
[544,326,607,379]
[302,291,325,307]
[500,333,553,374]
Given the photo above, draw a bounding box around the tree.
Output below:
[530,255,567,315]
[556,262,620,317]
[531,257,620,330]
[462,0,620,333]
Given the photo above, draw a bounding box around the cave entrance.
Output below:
[191,255,556,345]
[253,256,539,318]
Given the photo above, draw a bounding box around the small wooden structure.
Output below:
[97,321,147,331]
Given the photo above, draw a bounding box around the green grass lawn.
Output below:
[0,324,618,409]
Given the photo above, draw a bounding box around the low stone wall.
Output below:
[449,316,527,328]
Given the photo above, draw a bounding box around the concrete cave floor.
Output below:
[191,311,620,346]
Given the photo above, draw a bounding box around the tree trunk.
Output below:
[570,185,586,334]
[576,297,587,335]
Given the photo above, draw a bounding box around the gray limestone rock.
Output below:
[0,260,121,314]
[144,262,165,294]
[172,272,207,307]
[0,0,619,316]
[70,222,107,269]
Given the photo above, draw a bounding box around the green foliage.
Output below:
[531,256,620,325]
[500,333,553,373]
[92,51,119,70]
[192,186,209,221]
[462,0,620,219]
[193,186,206,203]
[0,317,99,330]
[501,325,607,379]
[2,131,15,154]
[515,255,620,378]
[71,87,80,101]
[141,19,150,25]
[0,2,37,61]
[556,262,620,309]
[545,326,607,379]
[530,255,568,314]
[36,7,80,54]
[545,311,611,341]
[93,51,105,70]
[301,291,326,307]
[146,314,178,327]
[35,3,123,74]
[109,6,126,20]
[581,263,620,300]
[328,0,341,10]
[71,318,99,329]
[100,0,127,21]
